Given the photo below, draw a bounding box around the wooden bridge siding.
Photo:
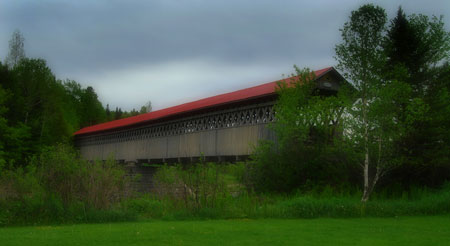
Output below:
[76,70,343,163]
[78,123,274,162]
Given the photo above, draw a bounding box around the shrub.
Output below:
[247,140,359,194]
[153,158,229,211]
[0,144,131,225]
[37,144,129,209]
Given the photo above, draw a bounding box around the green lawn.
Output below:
[1,216,450,246]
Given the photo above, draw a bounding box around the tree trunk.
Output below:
[361,94,370,203]
[361,149,370,202]
[362,139,383,202]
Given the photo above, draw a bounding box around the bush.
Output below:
[153,158,229,211]
[37,144,129,209]
[247,140,359,194]
[119,184,450,220]
[2,146,449,226]
[0,144,131,225]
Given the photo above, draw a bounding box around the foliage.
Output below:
[36,144,129,209]
[0,68,31,167]
[0,59,81,163]
[248,4,450,201]
[2,153,450,226]
[382,7,450,189]
[0,30,108,166]
[335,4,387,84]
[116,182,450,221]
[0,84,10,167]
[248,67,357,193]
[273,67,350,149]
[0,145,132,225]
[334,4,426,202]
[63,80,107,129]
[153,158,229,211]
[78,86,107,127]
[0,8,448,226]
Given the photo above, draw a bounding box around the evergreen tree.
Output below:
[105,104,111,120]
[114,107,123,120]
[385,7,450,96]
[384,7,450,187]
[79,86,106,127]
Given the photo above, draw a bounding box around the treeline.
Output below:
[249,6,450,201]
[0,4,450,226]
[0,60,103,166]
[105,101,152,122]
[0,5,448,197]
[0,31,151,167]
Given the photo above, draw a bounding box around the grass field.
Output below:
[1,216,449,246]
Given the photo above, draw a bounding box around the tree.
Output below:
[0,84,10,167]
[5,30,26,68]
[79,86,106,127]
[249,67,354,193]
[105,104,111,120]
[0,31,109,165]
[128,108,139,117]
[384,7,419,87]
[12,59,51,124]
[0,63,31,166]
[384,7,450,188]
[140,101,152,114]
[114,107,123,120]
[384,7,450,96]
[335,4,400,202]
[408,14,450,70]
[1,58,98,163]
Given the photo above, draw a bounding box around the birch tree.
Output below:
[335,4,389,202]
[5,30,26,68]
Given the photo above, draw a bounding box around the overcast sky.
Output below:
[1,0,449,111]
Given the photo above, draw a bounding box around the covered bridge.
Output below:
[74,67,344,163]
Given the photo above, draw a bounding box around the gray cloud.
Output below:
[1,0,449,111]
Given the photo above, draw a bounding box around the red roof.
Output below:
[74,67,333,136]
